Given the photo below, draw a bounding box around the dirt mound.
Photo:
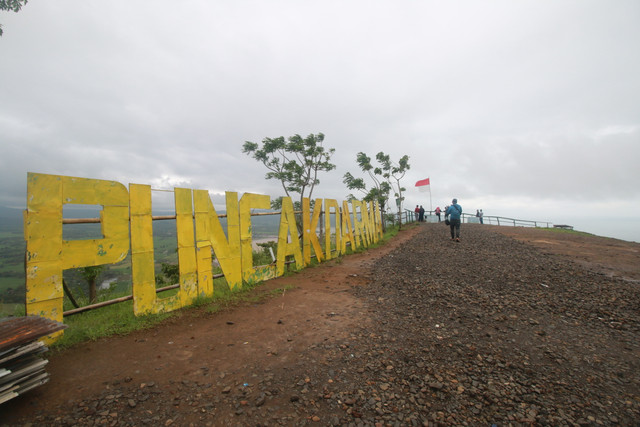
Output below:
[2,224,639,426]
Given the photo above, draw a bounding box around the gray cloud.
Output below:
[1,0,639,240]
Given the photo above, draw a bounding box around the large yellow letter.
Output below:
[340,200,356,253]
[302,198,323,265]
[367,200,380,243]
[194,190,242,291]
[25,173,64,325]
[360,200,373,246]
[175,188,198,305]
[25,173,129,329]
[130,184,181,315]
[276,197,303,276]
[324,199,341,260]
[239,193,275,284]
[351,200,366,250]
[61,176,129,269]
[373,200,384,240]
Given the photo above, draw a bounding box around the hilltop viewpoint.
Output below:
[2,223,639,426]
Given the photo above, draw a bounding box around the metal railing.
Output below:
[404,209,552,228]
[60,207,369,316]
[60,206,550,316]
[469,214,552,228]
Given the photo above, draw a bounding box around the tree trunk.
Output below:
[89,278,97,304]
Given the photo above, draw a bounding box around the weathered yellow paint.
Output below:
[378,203,384,238]
[350,200,360,249]
[276,197,303,276]
[25,172,383,340]
[25,173,129,332]
[25,262,62,301]
[196,241,214,297]
[360,200,372,248]
[239,193,276,284]
[194,190,242,290]
[130,184,180,315]
[61,176,129,269]
[302,198,323,265]
[27,299,63,342]
[62,177,128,205]
[130,184,155,314]
[25,174,62,324]
[340,201,356,253]
[366,200,375,243]
[324,199,341,259]
[369,200,381,243]
[175,188,198,305]
[351,200,366,249]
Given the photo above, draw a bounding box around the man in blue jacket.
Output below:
[446,198,462,242]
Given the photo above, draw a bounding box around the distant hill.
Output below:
[0,206,24,232]
[0,205,281,236]
[0,205,281,310]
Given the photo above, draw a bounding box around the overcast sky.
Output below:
[1,1,639,241]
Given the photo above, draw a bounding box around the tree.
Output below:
[79,265,104,304]
[156,263,179,286]
[242,133,336,210]
[343,152,392,219]
[376,152,410,227]
[343,151,410,227]
[0,0,28,37]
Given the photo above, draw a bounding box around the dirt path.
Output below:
[2,226,423,425]
[2,223,639,426]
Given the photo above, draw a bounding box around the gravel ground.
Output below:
[319,225,640,426]
[6,224,640,426]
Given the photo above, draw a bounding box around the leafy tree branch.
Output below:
[344,151,409,227]
[242,133,336,210]
[0,0,28,37]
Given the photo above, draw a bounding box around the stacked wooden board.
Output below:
[0,316,66,404]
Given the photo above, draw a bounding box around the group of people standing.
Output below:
[413,198,484,243]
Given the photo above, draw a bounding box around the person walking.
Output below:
[479,209,484,224]
[418,205,425,222]
[446,198,462,242]
[414,205,420,222]
[435,206,441,222]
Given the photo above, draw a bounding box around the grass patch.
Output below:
[203,278,294,314]
[44,226,402,351]
[51,299,174,352]
[0,277,23,291]
[375,224,400,244]
[51,278,296,352]
[543,227,595,238]
[0,302,24,317]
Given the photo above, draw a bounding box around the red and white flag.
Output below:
[415,178,430,192]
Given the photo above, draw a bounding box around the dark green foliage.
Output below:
[79,265,104,304]
[156,263,180,286]
[0,0,28,36]
[242,133,336,209]
[0,204,285,316]
[255,241,277,265]
[0,0,27,11]
[343,151,410,226]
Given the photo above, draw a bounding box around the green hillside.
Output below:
[0,206,280,316]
